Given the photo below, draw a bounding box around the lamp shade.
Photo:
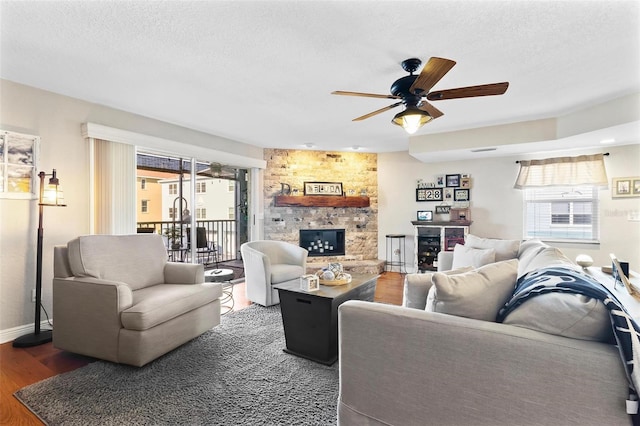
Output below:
[392,107,432,134]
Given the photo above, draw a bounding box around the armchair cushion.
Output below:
[121,283,222,331]
[271,264,306,284]
[67,234,167,290]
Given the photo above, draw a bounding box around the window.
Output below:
[196,182,206,193]
[140,178,146,190]
[141,199,148,213]
[169,207,176,219]
[1,130,39,199]
[228,181,234,192]
[524,185,599,243]
[196,208,206,219]
[168,183,177,195]
[228,207,235,220]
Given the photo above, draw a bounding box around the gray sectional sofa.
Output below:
[338,237,634,425]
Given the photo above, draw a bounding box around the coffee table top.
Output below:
[204,268,234,282]
[274,273,379,299]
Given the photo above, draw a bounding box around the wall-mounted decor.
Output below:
[435,205,451,214]
[443,188,454,201]
[612,177,640,198]
[417,210,433,221]
[416,188,443,202]
[454,188,470,201]
[304,181,343,196]
[0,129,39,199]
[435,175,445,187]
[446,174,461,187]
[460,177,472,188]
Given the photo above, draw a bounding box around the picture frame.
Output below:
[612,177,640,198]
[303,181,343,196]
[300,274,320,292]
[443,188,454,201]
[435,205,451,214]
[460,177,472,189]
[416,188,443,202]
[446,174,461,187]
[454,188,470,201]
[435,175,445,187]
[450,207,471,222]
[417,210,433,221]
[0,129,39,199]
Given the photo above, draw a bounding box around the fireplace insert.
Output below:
[299,229,345,256]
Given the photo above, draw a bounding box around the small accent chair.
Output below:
[52,234,222,367]
[240,240,308,306]
[187,227,219,267]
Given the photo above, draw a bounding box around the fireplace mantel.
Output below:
[274,195,370,208]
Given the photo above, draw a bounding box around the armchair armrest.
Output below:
[277,244,308,266]
[402,272,436,309]
[164,262,204,284]
[53,277,133,362]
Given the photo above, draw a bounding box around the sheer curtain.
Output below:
[514,153,608,189]
[91,138,136,234]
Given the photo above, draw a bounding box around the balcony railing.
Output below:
[136,220,239,263]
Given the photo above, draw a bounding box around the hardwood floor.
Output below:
[0,272,404,425]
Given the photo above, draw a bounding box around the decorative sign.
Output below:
[416,188,443,202]
[304,181,343,196]
[435,205,451,214]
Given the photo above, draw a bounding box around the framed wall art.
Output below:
[446,174,461,187]
[417,210,433,221]
[460,177,472,188]
[612,177,640,198]
[435,205,451,214]
[454,188,470,201]
[443,187,454,201]
[416,188,443,202]
[0,129,39,199]
[304,181,343,196]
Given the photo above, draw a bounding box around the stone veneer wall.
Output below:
[263,149,378,261]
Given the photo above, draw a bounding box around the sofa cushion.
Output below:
[67,234,167,290]
[516,239,549,277]
[428,259,518,321]
[404,266,473,310]
[502,292,613,342]
[451,244,496,269]
[465,234,521,262]
[271,264,305,285]
[121,282,222,331]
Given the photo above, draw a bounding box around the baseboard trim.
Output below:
[0,321,53,345]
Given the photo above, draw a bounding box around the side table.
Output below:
[585,266,640,319]
[204,268,235,315]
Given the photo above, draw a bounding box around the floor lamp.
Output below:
[13,169,66,347]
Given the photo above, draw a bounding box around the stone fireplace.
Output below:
[263,149,379,265]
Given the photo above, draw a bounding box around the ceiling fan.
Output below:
[332,57,509,134]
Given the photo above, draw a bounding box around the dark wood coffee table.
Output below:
[274,273,379,365]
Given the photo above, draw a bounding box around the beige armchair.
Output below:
[52,234,222,367]
[240,240,308,306]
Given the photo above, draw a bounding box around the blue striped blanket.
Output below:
[496,266,640,402]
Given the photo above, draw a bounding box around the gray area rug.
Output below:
[15,305,338,425]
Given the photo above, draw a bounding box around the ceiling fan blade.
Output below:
[353,102,403,121]
[409,57,456,95]
[332,90,400,100]
[427,82,509,101]
[418,101,444,119]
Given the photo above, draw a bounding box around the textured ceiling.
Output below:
[1,1,639,153]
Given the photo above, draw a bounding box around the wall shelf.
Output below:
[274,195,370,208]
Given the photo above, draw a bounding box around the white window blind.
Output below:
[524,185,599,243]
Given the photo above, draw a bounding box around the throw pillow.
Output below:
[429,259,518,321]
[502,293,613,342]
[414,266,473,311]
[465,234,521,262]
[516,239,549,277]
[451,244,496,269]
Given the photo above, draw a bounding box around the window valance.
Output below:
[514,153,608,189]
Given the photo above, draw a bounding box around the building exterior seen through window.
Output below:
[524,185,599,243]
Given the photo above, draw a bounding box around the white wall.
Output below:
[0,80,263,339]
[378,144,640,273]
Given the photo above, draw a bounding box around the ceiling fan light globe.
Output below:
[392,108,432,134]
